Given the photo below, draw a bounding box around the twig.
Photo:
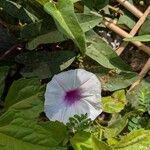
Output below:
[116,0,143,18]
[0,44,23,61]
[116,6,150,55]
[128,58,150,91]
[103,18,150,55]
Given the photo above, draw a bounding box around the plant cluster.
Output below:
[0,0,150,150]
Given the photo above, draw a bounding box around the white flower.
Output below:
[44,69,102,124]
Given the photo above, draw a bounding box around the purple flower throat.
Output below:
[64,88,82,105]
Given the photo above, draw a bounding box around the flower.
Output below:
[44,69,102,124]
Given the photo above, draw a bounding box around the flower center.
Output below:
[64,88,82,105]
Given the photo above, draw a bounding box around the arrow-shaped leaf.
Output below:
[43,0,86,53]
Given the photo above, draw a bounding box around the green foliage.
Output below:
[76,13,102,32]
[139,17,150,35]
[0,0,38,23]
[114,129,150,150]
[0,78,43,124]
[26,30,67,50]
[20,19,55,40]
[101,71,138,91]
[124,34,150,42]
[0,117,67,150]
[102,90,126,113]
[0,78,67,149]
[66,114,92,133]
[0,0,150,149]
[104,112,133,138]
[127,77,150,112]
[70,131,112,150]
[4,78,42,109]
[43,0,86,53]
[85,31,131,71]
[128,115,143,131]
[16,51,76,79]
[82,0,109,10]
[118,10,136,29]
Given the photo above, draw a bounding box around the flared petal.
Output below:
[45,99,102,124]
[44,69,102,124]
[53,69,77,91]
[44,78,65,106]
[79,73,101,99]
[75,69,96,87]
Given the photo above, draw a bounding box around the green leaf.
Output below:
[67,114,92,132]
[0,96,43,126]
[34,0,49,6]
[72,0,80,3]
[20,19,55,40]
[15,51,76,79]
[124,34,150,42]
[114,130,150,150]
[0,78,67,149]
[70,131,112,150]
[4,78,42,109]
[102,90,126,113]
[100,71,138,91]
[0,78,44,126]
[118,10,136,29]
[0,117,67,150]
[0,66,9,98]
[139,17,150,35]
[104,112,134,139]
[44,0,86,53]
[26,30,67,50]
[87,64,137,91]
[0,0,38,23]
[82,0,109,10]
[126,77,150,112]
[85,30,131,71]
[76,13,102,32]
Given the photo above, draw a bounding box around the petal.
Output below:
[45,99,102,124]
[76,100,102,120]
[53,70,77,91]
[75,69,97,87]
[79,73,101,100]
[44,78,65,106]
[79,71,101,92]
[44,101,66,121]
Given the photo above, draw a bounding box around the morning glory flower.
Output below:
[44,69,102,124]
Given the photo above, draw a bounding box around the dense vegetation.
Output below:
[0,0,150,149]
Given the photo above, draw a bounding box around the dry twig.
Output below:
[116,0,143,18]
[129,58,150,91]
[103,18,150,55]
[116,6,150,55]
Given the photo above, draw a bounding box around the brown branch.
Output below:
[116,0,143,18]
[129,58,150,91]
[103,18,150,55]
[0,44,23,61]
[116,6,150,55]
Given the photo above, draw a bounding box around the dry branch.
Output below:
[116,0,143,18]
[129,58,150,91]
[116,6,150,55]
[103,18,150,55]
